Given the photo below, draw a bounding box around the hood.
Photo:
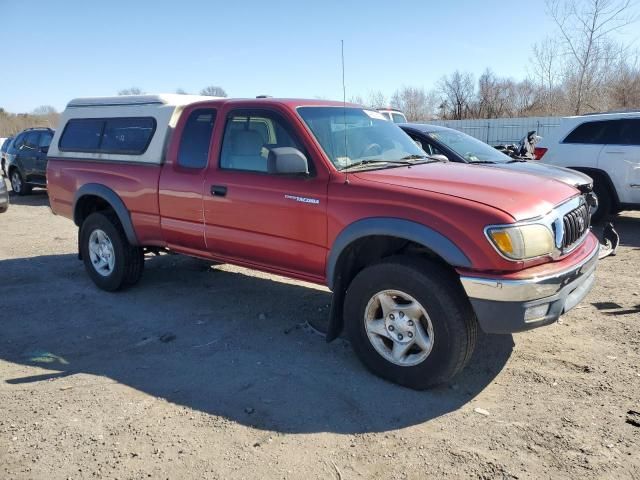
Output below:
[486,161,593,190]
[354,162,580,222]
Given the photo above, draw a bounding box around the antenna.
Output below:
[341,39,349,184]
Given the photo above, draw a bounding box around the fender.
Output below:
[326,217,471,290]
[73,183,139,245]
[324,217,471,342]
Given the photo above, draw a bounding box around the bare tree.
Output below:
[32,105,57,116]
[390,87,436,121]
[0,108,61,136]
[200,86,228,97]
[30,105,60,128]
[438,71,475,120]
[476,69,516,118]
[367,90,388,109]
[546,0,638,114]
[118,87,145,96]
[348,95,365,105]
[607,55,640,108]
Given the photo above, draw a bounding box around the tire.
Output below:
[10,169,31,196]
[591,177,612,223]
[79,211,144,291]
[344,256,477,390]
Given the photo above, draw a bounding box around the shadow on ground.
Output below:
[6,187,49,207]
[1,253,513,434]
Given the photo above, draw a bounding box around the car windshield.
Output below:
[298,107,427,170]
[427,129,510,163]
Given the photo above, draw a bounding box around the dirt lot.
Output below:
[0,185,639,480]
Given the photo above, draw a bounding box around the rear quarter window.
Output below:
[563,120,613,144]
[177,109,216,168]
[59,117,156,154]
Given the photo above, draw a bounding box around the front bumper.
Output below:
[460,241,599,334]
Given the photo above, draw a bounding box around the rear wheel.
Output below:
[344,256,477,390]
[591,177,612,223]
[10,170,31,196]
[80,212,144,291]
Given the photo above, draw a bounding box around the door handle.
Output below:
[210,185,227,197]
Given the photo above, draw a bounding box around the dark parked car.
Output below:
[5,127,53,195]
[401,123,595,196]
[0,178,9,213]
[1,136,14,177]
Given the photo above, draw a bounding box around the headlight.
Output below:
[487,224,555,260]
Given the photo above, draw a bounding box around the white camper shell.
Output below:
[49,94,216,164]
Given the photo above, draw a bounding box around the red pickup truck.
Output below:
[47,95,599,389]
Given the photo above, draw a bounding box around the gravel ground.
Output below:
[1,183,639,480]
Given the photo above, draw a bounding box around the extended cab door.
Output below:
[597,118,640,204]
[158,107,217,254]
[203,107,329,280]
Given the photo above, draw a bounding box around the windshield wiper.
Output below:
[399,155,441,163]
[339,156,439,171]
[468,159,497,164]
[506,158,528,163]
[339,160,396,171]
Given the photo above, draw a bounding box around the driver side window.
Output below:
[219,110,305,173]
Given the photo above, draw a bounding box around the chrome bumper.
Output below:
[460,242,599,333]
[460,243,599,302]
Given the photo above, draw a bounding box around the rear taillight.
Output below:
[534,147,548,160]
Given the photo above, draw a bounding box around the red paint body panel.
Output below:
[47,159,164,245]
[47,97,589,289]
[354,162,579,222]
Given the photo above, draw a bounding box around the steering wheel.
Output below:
[360,143,383,157]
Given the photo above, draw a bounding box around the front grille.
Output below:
[562,202,590,249]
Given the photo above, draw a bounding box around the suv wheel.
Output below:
[80,212,144,291]
[10,170,31,196]
[591,178,612,223]
[344,256,477,390]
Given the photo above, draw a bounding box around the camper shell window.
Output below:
[59,117,156,155]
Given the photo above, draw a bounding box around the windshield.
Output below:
[427,129,510,163]
[298,107,426,170]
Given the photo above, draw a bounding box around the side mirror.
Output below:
[267,147,309,175]
[429,154,449,162]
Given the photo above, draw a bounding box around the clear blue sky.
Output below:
[1,0,638,113]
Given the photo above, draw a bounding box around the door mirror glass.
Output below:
[267,147,309,175]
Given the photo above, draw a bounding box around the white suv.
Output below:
[536,112,640,220]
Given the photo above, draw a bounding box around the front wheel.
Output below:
[80,212,144,291]
[344,256,477,390]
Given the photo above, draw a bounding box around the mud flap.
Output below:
[326,276,346,342]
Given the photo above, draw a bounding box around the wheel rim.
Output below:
[364,290,434,367]
[11,172,21,192]
[88,229,115,277]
